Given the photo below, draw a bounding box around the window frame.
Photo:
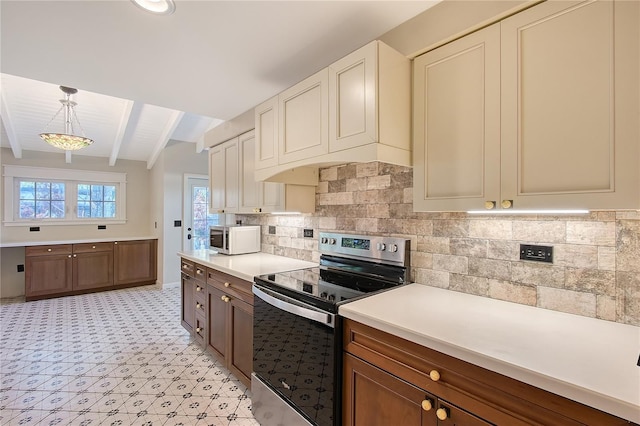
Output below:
[3,165,127,226]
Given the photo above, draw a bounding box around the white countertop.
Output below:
[177,250,317,282]
[339,284,640,423]
[1,236,157,248]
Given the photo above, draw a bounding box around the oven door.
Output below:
[252,283,338,426]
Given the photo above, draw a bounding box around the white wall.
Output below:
[150,142,209,286]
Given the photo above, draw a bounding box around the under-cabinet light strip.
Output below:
[467,209,590,215]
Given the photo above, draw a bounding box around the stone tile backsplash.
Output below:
[238,162,640,326]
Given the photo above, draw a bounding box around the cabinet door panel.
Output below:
[181,275,195,333]
[25,254,73,298]
[413,24,501,211]
[229,298,253,387]
[501,0,639,208]
[343,353,436,426]
[239,131,261,212]
[255,96,279,169]
[207,285,228,359]
[113,240,157,286]
[329,41,376,151]
[224,140,239,211]
[210,144,226,212]
[73,251,113,291]
[279,69,329,164]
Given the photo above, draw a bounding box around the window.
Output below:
[19,180,66,219]
[77,184,117,218]
[3,165,127,226]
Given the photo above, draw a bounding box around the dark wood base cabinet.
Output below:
[343,319,632,426]
[179,258,254,390]
[25,239,157,301]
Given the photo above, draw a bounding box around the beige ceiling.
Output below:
[0,1,439,168]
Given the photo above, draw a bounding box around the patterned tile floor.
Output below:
[0,284,259,426]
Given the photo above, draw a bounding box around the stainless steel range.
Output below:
[251,232,410,426]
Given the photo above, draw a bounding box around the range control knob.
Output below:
[327,294,336,302]
[329,238,336,245]
[320,292,328,299]
[377,243,386,251]
[389,244,398,253]
[321,237,328,244]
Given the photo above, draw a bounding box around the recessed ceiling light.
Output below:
[131,0,175,15]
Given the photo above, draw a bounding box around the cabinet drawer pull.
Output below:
[114,242,118,245]
[501,199,513,209]
[196,327,203,333]
[196,269,204,275]
[484,200,496,210]
[221,295,230,303]
[47,248,52,252]
[436,407,449,421]
[429,370,440,382]
[73,254,77,258]
[224,282,230,288]
[92,245,96,249]
[68,255,72,258]
[183,264,189,269]
[196,302,201,309]
[421,399,433,411]
[196,286,202,292]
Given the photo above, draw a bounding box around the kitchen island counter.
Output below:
[339,283,640,423]
[177,249,317,282]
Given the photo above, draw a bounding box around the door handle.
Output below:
[187,234,192,240]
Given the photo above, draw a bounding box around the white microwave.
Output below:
[210,225,261,255]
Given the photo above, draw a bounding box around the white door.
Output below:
[184,175,218,251]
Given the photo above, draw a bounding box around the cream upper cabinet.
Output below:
[413,0,639,212]
[209,137,239,213]
[329,40,410,154]
[238,130,261,213]
[500,0,638,209]
[279,68,329,164]
[254,96,279,170]
[413,24,501,212]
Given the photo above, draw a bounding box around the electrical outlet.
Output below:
[303,229,314,238]
[520,244,553,263]
[98,225,106,230]
[17,264,24,273]
[29,226,40,232]
[174,220,182,227]
[269,226,276,235]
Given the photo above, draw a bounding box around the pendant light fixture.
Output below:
[39,86,94,151]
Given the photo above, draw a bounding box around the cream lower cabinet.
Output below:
[209,137,239,214]
[413,0,639,212]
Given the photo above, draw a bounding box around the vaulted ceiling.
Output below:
[1,1,439,168]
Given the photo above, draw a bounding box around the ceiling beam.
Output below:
[0,91,22,159]
[146,110,185,169]
[109,100,135,167]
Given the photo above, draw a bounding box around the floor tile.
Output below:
[0,285,256,425]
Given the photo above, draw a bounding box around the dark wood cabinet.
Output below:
[25,245,73,298]
[25,239,157,301]
[113,239,157,286]
[343,319,630,426]
[73,243,114,291]
[206,267,254,389]
[181,260,195,333]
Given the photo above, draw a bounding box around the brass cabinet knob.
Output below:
[196,302,201,309]
[436,407,449,421]
[484,200,496,210]
[421,399,433,411]
[196,269,203,275]
[224,282,230,288]
[217,209,225,213]
[114,242,118,245]
[73,254,77,258]
[182,264,188,269]
[196,327,203,333]
[429,370,440,382]
[501,199,513,209]
[221,295,230,303]
[196,286,201,292]
[68,255,72,258]
[252,207,262,213]
[92,245,96,249]
[47,248,52,252]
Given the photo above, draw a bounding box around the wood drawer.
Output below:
[195,298,206,316]
[194,281,206,301]
[207,269,253,305]
[181,258,195,277]
[73,242,113,253]
[343,319,629,426]
[194,264,207,281]
[26,244,72,256]
[194,313,206,347]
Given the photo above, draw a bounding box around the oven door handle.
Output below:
[253,285,335,328]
